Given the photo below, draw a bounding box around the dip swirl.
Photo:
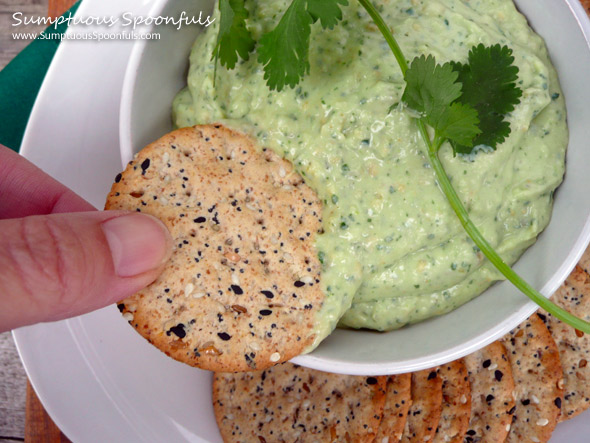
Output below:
[173,0,567,345]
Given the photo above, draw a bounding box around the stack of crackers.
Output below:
[213,261,590,442]
[105,125,590,442]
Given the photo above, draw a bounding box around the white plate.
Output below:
[11,0,590,441]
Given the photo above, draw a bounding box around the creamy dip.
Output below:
[173,0,567,344]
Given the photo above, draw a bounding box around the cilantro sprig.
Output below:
[214,0,590,334]
[213,0,348,91]
[401,45,522,155]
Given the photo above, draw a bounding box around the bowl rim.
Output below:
[120,0,590,375]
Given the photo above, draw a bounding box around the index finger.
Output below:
[0,145,95,218]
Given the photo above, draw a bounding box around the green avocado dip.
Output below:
[172,0,567,345]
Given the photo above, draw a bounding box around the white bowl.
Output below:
[120,0,590,375]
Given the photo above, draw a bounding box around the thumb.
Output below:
[0,211,172,331]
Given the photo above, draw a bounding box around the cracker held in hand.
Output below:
[105,125,325,372]
[539,265,590,421]
[433,359,471,443]
[463,341,515,443]
[213,363,387,442]
[375,373,412,443]
[402,368,443,443]
[502,314,564,443]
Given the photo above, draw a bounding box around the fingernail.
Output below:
[102,214,171,277]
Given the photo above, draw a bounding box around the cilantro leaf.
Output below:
[307,0,348,29]
[402,55,462,114]
[257,0,346,91]
[402,55,480,149]
[451,44,522,152]
[212,0,255,71]
[434,102,481,147]
[257,0,313,91]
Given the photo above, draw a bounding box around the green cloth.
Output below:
[0,1,81,152]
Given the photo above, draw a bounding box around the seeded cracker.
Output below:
[433,359,471,443]
[463,341,515,443]
[213,363,387,442]
[501,314,564,443]
[105,125,325,372]
[375,373,412,443]
[401,368,443,443]
[538,265,590,421]
[576,245,590,276]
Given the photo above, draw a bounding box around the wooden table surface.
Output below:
[1,0,590,442]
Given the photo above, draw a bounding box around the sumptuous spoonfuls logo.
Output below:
[10,10,216,42]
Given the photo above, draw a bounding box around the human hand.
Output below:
[0,145,172,332]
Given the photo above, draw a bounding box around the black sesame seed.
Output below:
[294,281,305,288]
[495,370,503,381]
[521,399,530,406]
[508,405,516,415]
[140,158,150,175]
[167,324,186,339]
[259,309,272,316]
[116,303,125,312]
[218,332,231,341]
[466,430,476,436]
[482,359,491,368]
[555,397,562,408]
[194,217,207,223]
[486,394,495,402]
[231,285,244,295]
[366,377,377,385]
[261,290,274,299]
[114,173,122,183]
[427,371,437,380]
